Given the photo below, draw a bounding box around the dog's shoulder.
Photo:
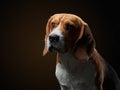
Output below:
[103,61,120,90]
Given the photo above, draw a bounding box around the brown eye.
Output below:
[51,22,55,29]
[66,24,75,31]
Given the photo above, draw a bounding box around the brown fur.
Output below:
[91,49,106,90]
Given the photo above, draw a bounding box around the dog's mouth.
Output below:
[49,45,58,52]
[48,44,66,53]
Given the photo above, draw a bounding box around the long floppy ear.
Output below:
[43,17,52,56]
[73,23,96,61]
[43,35,48,56]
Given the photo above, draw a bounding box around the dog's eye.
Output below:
[51,22,55,29]
[66,24,75,31]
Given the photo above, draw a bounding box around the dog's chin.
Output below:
[48,45,66,53]
[48,46,58,53]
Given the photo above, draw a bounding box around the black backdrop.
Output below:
[1,0,120,90]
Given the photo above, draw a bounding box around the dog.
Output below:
[43,13,120,90]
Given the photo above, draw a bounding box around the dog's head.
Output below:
[43,13,95,61]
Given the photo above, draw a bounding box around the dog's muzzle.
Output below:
[48,34,60,52]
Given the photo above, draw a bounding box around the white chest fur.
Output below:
[55,53,97,90]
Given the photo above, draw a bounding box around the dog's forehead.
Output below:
[50,14,80,23]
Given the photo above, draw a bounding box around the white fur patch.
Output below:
[49,22,63,38]
[55,53,97,90]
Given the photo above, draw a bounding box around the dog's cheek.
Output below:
[63,36,73,51]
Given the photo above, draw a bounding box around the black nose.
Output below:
[49,34,59,43]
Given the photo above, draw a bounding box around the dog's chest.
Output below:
[55,53,97,90]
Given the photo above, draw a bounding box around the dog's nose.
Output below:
[49,34,59,43]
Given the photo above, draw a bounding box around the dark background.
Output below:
[0,0,120,90]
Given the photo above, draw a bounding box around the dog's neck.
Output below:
[56,51,97,90]
[57,51,96,75]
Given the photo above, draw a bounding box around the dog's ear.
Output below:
[43,16,53,56]
[43,35,48,56]
[73,23,96,61]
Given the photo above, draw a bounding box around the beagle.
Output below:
[43,13,120,90]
